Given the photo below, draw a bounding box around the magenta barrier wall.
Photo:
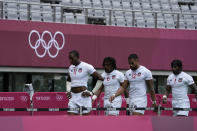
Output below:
[152,116,194,131]
[0,92,30,116]
[0,20,197,71]
[145,94,161,116]
[32,92,68,115]
[0,117,23,131]
[0,116,196,131]
[0,92,195,116]
[23,116,153,131]
[96,93,197,116]
[194,117,197,131]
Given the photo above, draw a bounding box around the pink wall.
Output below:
[0,116,196,131]
[0,20,197,71]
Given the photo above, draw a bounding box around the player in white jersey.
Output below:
[163,60,197,116]
[66,50,103,115]
[92,57,126,115]
[109,54,157,115]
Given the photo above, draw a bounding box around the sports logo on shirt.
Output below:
[107,77,110,81]
[112,75,116,79]
[132,73,137,79]
[178,78,183,82]
[74,69,77,75]
[78,68,82,73]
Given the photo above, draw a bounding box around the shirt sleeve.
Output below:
[101,73,105,79]
[124,73,128,81]
[167,76,170,86]
[87,64,96,75]
[68,66,71,75]
[185,75,194,85]
[145,69,153,80]
[118,72,125,83]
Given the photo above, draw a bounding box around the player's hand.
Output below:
[162,95,167,104]
[66,92,72,99]
[109,94,115,103]
[82,91,92,97]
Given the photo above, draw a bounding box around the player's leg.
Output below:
[104,99,111,115]
[105,98,122,116]
[67,92,80,115]
[80,94,92,115]
[67,101,79,115]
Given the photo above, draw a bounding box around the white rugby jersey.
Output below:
[101,70,124,99]
[167,72,194,100]
[69,61,96,88]
[124,66,153,99]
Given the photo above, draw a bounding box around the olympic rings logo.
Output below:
[56,94,63,101]
[20,96,28,102]
[28,30,65,58]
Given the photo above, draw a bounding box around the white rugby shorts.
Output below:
[104,97,122,116]
[129,97,147,115]
[172,99,190,116]
[68,92,92,114]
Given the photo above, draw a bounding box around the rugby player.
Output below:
[66,50,103,115]
[163,59,197,116]
[109,54,157,115]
